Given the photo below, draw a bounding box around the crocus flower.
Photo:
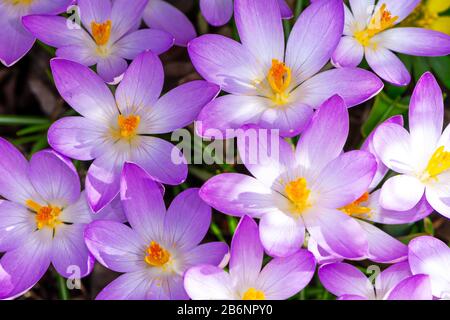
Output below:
[199,0,292,27]
[142,0,197,46]
[319,261,432,300]
[401,0,450,35]
[409,236,450,299]
[0,0,72,66]
[84,163,228,300]
[332,0,450,86]
[184,215,315,300]
[373,72,450,217]
[23,0,174,83]
[189,0,383,138]
[0,138,124,300]
[48,51,219,212]
[200,95,377,259]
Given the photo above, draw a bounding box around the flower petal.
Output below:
[184,265,237,300]
[349,0,375,24]
[184,242,230,268]
[365,46,411,86]
[78,0,111,31]
[0,14,35,67]
[109,0,147,42]
[331,36,364,68]
[278,0,293,18]
[96,55,128,84]
[115,29,174,59]
[96,270,156,300]
[426,178,450,218]
[375,0,420,23]
[379,175,424,211]
[375,261,412,299]
[286,0,344,85]
[84,220,145,273]
[0,200,35,252]
[200,0,234,26]
[258,249,316,300]
[387,275,432,300]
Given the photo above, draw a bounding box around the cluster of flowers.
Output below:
[0,0,449,300]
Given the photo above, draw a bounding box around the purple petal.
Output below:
[115,50,164,116]
[115,29,174,59]
[97,55,128,84]
[0,14,35,67]
[379,175,424,211]
[96,270,155,300]
[51,224,94,278]
[184,265,236,300]
[60,191,94,224]
[29,0,73,14]
[375,0,422,24]
[260,211,305,258]
[426,181,450,219]
[55,44,97,66]
[307,238,343,265]
[365,46,411,86]
[185,242,230,268]
[78,0,112,31]
[200,0,233,27]
[318,262,375,299]
[0,137,35,203]
[375,261,412,299]
[188,34,263,95]
[0,230,52,299]
[130,136,188,185]
[259,249,316,300]
[387,275,432,300]
[286,0,344,85]
[349,0,375,23]
[357,220,407,264]
[94,194,127,223]
[142,80,219,134]
[50,58,118,121]
[84,220,145,273]
[143,0,196,46]
[0,200,35,252]
[332,36,364,68]
[278,0,293,19]
[408,236,450,298]
[377,28,450,57]
[303,208,369,259]
[229,216,263,286]
[234,0,284,68]
[296,95,349,181]
[120,162,166,243]
[199,173,283,218]
[28,149,81,206]
[110,0,147,42]
[163,188,211,250]
[294,67,383,108]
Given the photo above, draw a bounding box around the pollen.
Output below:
[91,20,112,46]
[26,200,62,230]
[424,146,450,180]
[285,178,311,214]
[118,114,140,139]
[145,241,171,267]
[267,59,292,105]
[243,288,265,300]
[354,4,398,47]
[340,192,372,218]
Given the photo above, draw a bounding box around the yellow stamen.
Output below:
[144,241,171,267]
[267,59,292,105]
[243,288,265,300]
[340,192,372,218]
[117,114,140,139]
[26,200,62,230]
[91,20,112,46]
[424,146,450,180]
[355,4,398,47]
[7,0,33,5]
[285,178,311,215]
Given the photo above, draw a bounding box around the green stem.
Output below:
[56,273,70,300]
[210,222,226,242]
[295,0,305,19]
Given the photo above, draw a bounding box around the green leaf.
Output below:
[428,56,450,89]
[0,115,49,126]
[412,56,431,82]
[361,92,409,138]
[423,217,435,236]
[16,123,50,136]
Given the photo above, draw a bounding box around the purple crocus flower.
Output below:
[23,0,174,84]
[188,0,383,138]
[373,72,450,217]
[331,0,450,85]
[184,215,315,300]
[48,51,219,213]
[0,0,72,66]
[142,0,197,46]
[0,138,124,300]
[199,0,292,27]
[200,95,377,259]
[84,163,228,300]
[409,236,450,299]
[319,261,432,300]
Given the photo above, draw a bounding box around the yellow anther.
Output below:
[243,288,265,300]
[285,178,311,215]
[340,192,372,218]
[26,200,62,230]
[267,59,292,105]
[145,241,171,267]
[355,4,398,47]
[91,20,112,46]
[424,146,450,180]
[117,114,140,139]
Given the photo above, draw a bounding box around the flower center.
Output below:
[91,20,112,46]
[26,200,62,230]
[144,241,171,267]
[423,146,450,181]
[6,0,33,5]
[267,59,291,105]
[285,178,311,215]
[340,192,372,218]
[243,288,265,300]
[117,114,140,139]
[354,4,398,47]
